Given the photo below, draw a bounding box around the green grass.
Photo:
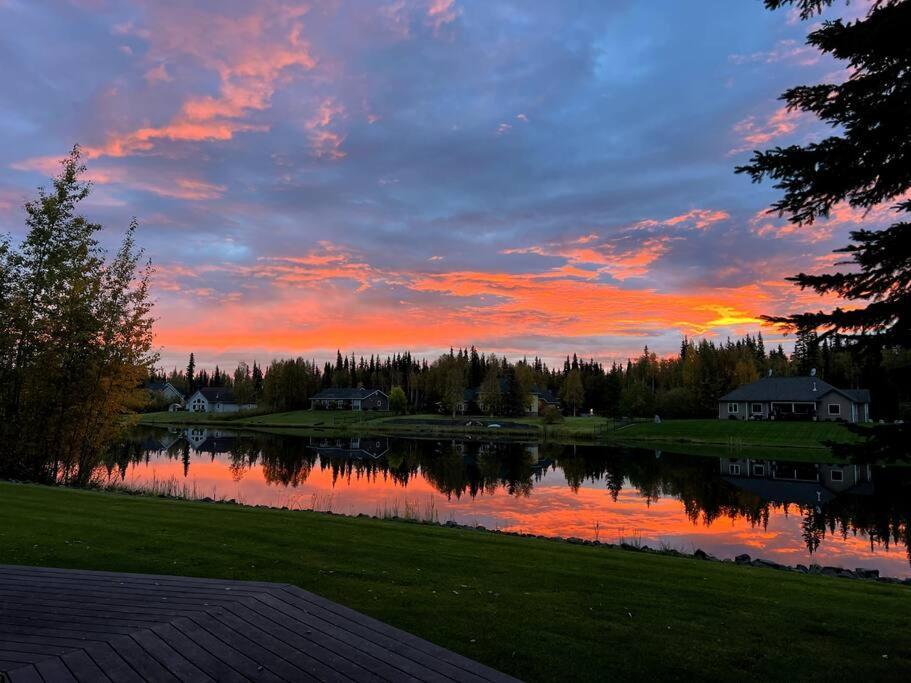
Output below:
[1,482,908,681]
[614,419,861,449]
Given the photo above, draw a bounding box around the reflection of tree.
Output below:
[113,427,911,565]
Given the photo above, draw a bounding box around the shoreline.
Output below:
[7,478,908,585]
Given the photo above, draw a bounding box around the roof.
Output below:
[146,381,181,395]
[531,386,559,404]
[310,387,387,400]
[841,388,871,403]
[719,376,869,404]
[194,387,236,403]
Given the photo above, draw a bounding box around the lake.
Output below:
[102,425,911,578]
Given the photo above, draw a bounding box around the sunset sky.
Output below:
[0,0,884,369]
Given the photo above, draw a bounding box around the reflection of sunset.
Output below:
[110,450,911,579]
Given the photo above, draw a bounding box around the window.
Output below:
[751,403,763,414]
[830,469,844,482]
[752,464,765,476]
[728,403,739,414]
[728,464,741,475]
[828,403,841,416]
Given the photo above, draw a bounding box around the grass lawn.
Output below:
[614,419,861,450]
[1,482,908,681]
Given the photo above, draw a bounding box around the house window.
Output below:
[752,464,765,476]
[728,464,741,475]
[728,403,739,414]
[828,403,841,416]
[830,469,844,482]
[751,403,763,414]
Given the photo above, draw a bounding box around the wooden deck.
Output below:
[0,565,518,683]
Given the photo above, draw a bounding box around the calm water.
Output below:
[102,426,911,578]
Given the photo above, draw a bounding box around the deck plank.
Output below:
[0,564,518,682]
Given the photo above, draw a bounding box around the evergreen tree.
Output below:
[737,0,911,345]
[186,353,196,394]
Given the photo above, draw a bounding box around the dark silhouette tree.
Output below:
[737,0,910,345]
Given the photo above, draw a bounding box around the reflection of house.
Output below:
[156,431,183,450]
[183,428,235,453]
[145,381,185,405]
[718,374,870,422]
[309,388,389,411]
[720,457,873,505]
[309,436,389,459]
[187,387,256,413]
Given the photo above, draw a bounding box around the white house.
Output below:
[186,387,256,413]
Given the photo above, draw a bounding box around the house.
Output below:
[309,388,390,411]
[145,381,184,404]
[529,386,560,414]
[456,383,560,415]
[186,387,256,413]
[718,373,870,422]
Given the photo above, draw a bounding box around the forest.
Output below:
[155,329,911,420]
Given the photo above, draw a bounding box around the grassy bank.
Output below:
[1,482,908,681]
[614,419,863,450]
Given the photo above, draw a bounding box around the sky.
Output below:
[0,0,885,369]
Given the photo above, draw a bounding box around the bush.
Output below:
[541,405,564,424]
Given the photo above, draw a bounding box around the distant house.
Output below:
[145,381,184,404]
[186,387,256,413]
[529,386,560,414]
[718,374,870,423]
[309,388,390,411]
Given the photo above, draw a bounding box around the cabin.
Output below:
[186,387,256,413]
[718,373,870,423]
[309,388,390,411]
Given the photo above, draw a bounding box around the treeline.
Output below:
[155,330,910,419]
[0,149,157,483]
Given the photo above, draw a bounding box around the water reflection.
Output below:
[102,426,911,577]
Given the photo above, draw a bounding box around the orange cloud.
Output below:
[73,4,318,161]
[501,210,728,280]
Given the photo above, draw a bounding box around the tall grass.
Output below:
[376,495,439,523]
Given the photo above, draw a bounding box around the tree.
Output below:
[186,353,196,394]
[478,366,502,415]
[389,386,408,414]
[0,147,157,482]
[560,369,584,416]
[737,0,911,345]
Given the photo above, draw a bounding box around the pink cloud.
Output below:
[427,0,460,34]
[731,106,809,153]
[729,39,819,67]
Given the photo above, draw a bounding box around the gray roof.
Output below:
[196,387,236,403]
[310,388,387,400]
[719,376,869,404]
[841,388,871,404]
